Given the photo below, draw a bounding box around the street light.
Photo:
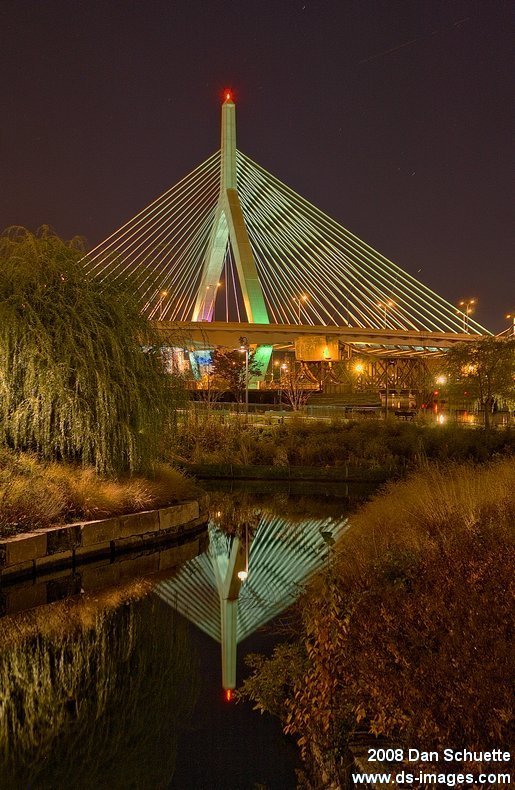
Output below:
[279,362,288,411]
[294,294,309,323]
[158,290,168,320]
[237,522,249,582]
[384,359,396,418]
[378,300,394,329]
[239,336,249,421]
[458,298,477,332]
[353,361,364,393]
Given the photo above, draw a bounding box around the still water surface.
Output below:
[0,482,374,790]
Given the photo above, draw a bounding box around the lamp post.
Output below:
[237,522,249,582]
[239,336,249,421]
[158,290,168,320]
[279,362,287,412]
[353,361,364,392]
[384,359,396,418]
[458,298,477,332]
[385,360,389,418]
[294,294,309,323]
[378,300,394,329]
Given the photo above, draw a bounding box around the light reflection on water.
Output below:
[0,483,374,790]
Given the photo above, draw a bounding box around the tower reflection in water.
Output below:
[157,504,350,693]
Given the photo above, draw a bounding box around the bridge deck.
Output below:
[154,320,485,353]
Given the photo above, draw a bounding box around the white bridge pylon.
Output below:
[192,93,268,325]
[85,94,489,344]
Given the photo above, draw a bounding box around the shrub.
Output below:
[239,459,515,783]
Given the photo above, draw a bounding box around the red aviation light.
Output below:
[225,689,233,702]
[223,88,234,102]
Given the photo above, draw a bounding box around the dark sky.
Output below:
[1,0,513,331]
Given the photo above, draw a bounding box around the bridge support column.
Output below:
[211,533,248,691]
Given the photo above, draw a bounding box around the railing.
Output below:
[178,402,514,426]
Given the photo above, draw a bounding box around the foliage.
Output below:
[196,370,226,405]
[0,595,199,790]
[239,460,514,783]
[173,413,515,468]
[280,361,312,411]
[0,226,183,474]
[0,448,198,536]
[209,347,262,401]
[445,336,515,427]
[239,644,306,720]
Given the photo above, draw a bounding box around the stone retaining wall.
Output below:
[0,529,209,618]
[182,462,391,482]
[0,500,206,582]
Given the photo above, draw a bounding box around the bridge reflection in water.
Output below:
[157,504,351,692]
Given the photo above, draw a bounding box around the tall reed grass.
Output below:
[332,457,515,578]
[174,413,515,468]
[0,448,198,535]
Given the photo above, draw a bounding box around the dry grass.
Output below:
[331,457,515,583]
[240,457,514,767]
[0,449,199,536]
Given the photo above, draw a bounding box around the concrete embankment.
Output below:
[0,499,208,584]
[182,462,392,483]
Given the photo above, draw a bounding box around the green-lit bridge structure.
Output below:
[85,93,489,384]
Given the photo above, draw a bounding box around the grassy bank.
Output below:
[240,458,514,787]
[0,449,198,537]
[175,415,515,470]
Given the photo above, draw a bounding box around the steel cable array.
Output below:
[86,148,486,335]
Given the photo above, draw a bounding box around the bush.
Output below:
[239,459,515,784]
[0,226,183,474]
[174,414,515,470]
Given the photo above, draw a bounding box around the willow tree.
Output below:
[0,226,180,474]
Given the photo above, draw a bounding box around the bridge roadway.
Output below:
[154,320,483,352]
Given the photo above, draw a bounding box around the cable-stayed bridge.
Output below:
[86,92,488,361]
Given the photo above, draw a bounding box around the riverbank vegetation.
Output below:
[0,227,198,537]
[175,414,515,470]
[239,458,514,787]
[0,449,198,537]
[0,226,182,475]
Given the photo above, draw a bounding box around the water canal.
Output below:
[0,481,377,790]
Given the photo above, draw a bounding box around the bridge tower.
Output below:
[192,92,269,325]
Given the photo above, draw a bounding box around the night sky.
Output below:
[1,0,513,331]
